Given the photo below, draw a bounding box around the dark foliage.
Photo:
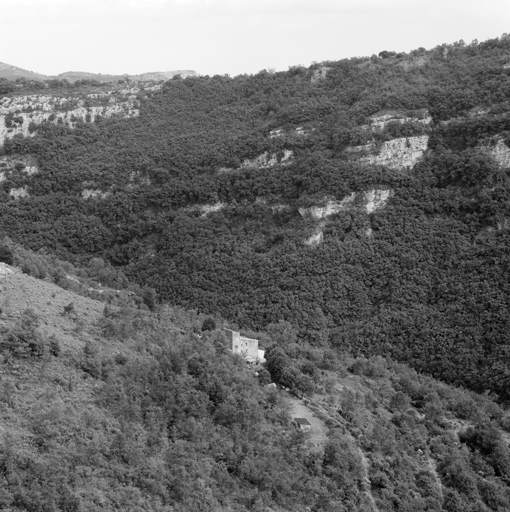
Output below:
[0,243,13,265]
[201,316,216,331]
[2,35,510,399]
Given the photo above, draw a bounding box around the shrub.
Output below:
[81,341,101,378]
[1,309,44,359]
[257,367,272,385]
[201,317,216,332]
[0,244,14,265]
[62,302,75,315]
[48,334,61,357]
[141,287,157,311]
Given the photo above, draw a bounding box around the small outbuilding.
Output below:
[294,418,312,432]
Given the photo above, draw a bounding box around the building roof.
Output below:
[294,417,311,426]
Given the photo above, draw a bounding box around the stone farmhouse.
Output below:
[224,328,265,363]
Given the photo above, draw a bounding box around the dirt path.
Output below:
[356,443,380,512]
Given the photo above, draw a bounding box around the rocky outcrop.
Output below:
[365,189,392,213]
[0,155,39,176]
[350,136,428,169]
[299,189,392,221]
[271,204,291,213]
[0,262,14,277]
[439,106,496,127]
[369,111,432,130]
[189,202,227,217]
[468,106,490,118]
[0,90,140,146]
[299,193,356,220]
[269,126,308,138]
[10,187,29,199]
[82,189,110,199]
[241,150,293,169]
[219,150,293,173]
[479,136,510,168]
[269,128,284,138]
[300,189,393,245]
[311,66,331,83]
[305,222,325,246]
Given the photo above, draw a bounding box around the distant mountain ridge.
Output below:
[0,61,197,82]
[0,61,47,81]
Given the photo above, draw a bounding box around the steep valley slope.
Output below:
[2,260,510,511]
[1,36,510,404]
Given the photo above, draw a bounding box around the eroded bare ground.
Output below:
[0,262,121,359]
[287,394,327,447]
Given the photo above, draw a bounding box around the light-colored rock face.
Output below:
[194,202,226,216]
[311,66,331,83]
[0,90,140,146]
[300,188,392,245]
[365,189,392,213]
[305,223,325,246]
[369,112,432,130]
[468,107,490,118]
[10,187,29,199]
[440,107,496,127]
[127,171,151,186]
[350,135,428,170]
[269,127,307,138]
[299,193,356,220]
[82,189,110,199]
[0,155,39,176]
[271,204,291,213]
[299,189,392,221]
[220,150,294,173]
[269,128,283,138]
[241,150,293,169]
[479,136,510,168]
[0,262,14,277]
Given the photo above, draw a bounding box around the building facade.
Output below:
[224,328,264,363]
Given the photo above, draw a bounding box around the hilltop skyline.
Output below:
[0,0,508,78]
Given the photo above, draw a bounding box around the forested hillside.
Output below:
[2,35,510,400]
[2,261,510,511]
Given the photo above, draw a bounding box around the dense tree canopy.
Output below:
[2,35,510,398]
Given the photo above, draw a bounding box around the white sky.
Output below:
[0,0,508,77]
